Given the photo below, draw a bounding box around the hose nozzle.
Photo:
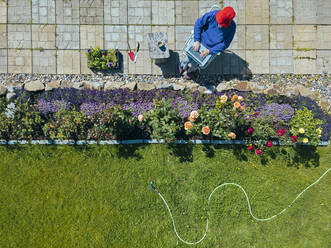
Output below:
[150,181,159,193]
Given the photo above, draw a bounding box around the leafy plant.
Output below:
[86,47,117,70]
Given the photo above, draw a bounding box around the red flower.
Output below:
[94,137,99,141]
[248,145,254,151]
[277,129,286,136]
[254,112,259,116]
[248,127,254,134]
[26,137,30,140]
[255,149,262,155]
[291,135,298,143]
[266,141,273,147]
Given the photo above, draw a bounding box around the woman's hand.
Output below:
[200,49,210,58]
[193,41,200,51]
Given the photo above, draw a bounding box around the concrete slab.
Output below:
[104,0,128,24]
[317,50,331,74]
[199,1,220,17]
[128,25,151,50]
[228,24,245,49]
[152,1,175,25]
[128,0,151,25]
[80,25,104,49]
[270,25,293,49]
[270,50,293,73]
[293,50,317,74]
[0,0,6,23]
[246,25,269,49]
[32,0,55,24]
[56,0,79,24]
[294,0,317,24]
[80,0,103,24]
[0,49,7,73]
[104,25,127,50]
[128,50,152,74]
[8,0,31,23]
[32,25,56,49]
[8,49,32,73]
[33,50,56,74]
[175,25,192,51]
[8,24,31,49]
[293,25,317,49]
[224,0,245,24]
[246,50,269,74]
[0,24,7,48]
[175,1,199,25]
[80,49,93,74]
[57,50,80,74]
[246,0,269,24]
[270,0,292,24]
[317,1,331,24]
[56,25,80,49]
[317,26,331,49]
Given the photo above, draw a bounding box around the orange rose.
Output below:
[189,116,195,122]
[231,94,238,102]
[184,121,193,130]
[228,132,236,139]
[190,110,199,119]
[219,95,228,103]
[202,126,210,135]
[240,105,245,111]
[234,101,241,108]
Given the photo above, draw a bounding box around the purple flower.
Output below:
[108,62,113,67]
[87,49,91,53]
[80,102,114,116]
[37,99,71,114]
[104,52,108,56]
[257,103,294,123]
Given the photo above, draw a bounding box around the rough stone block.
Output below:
[293,50,317,74]
[246,25,269,49]
[80,0,103,24]
[32,0,55,24]
[104,25,127,50]
[317,50,331,74]
[175,26,192,50]
[128,25,151,50]
[270,25,293,49]
[0,24,7,48]
[57,50,80,74]
[175,1,199,25]
[33,50,56,74]
[294,0,317,24]
[270,0,292,24]
[32,25,56,49]
[56,25,79,49]
[8,0,31,23]
[128,50,152,74]
[246,0,269,24]
[152,26,175,50]
[317,26,331,49]
[56,0,79,24]
[104,0,128,24]
[270,50,293,73]
[293,25,317,49]
[152,1,175,25]
[80,25,103,49]
[0,0,6,23]
[224,0,245,24]
[8,24,31,49]
[128,0,151,25]
[0,49,7,73]
[246,50,269,74]
[8,49,32,73]
[317,1,331,24]
[228,24,245,49]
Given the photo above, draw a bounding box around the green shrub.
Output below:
[86,47,117,70]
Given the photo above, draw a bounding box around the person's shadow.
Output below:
[154,49,252,81]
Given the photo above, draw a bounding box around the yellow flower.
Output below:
[138,114,144,122]
[303,138,309,143]
[299,128,305,134]
[317,128,322,135]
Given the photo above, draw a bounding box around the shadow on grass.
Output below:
[168,144,194,163]
[115,144,144,160]
[281,145,320,168]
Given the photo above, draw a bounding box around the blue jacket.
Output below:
[194,10,236,55]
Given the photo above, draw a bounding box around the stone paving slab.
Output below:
[8,24,31,49]
[56,0,79,24]
[317,1,331,24]
[57,50,80,74]
[293,25,317,49]
[175,25,192,51]
[128,0,151,25]
[152,1,175,25]
[270,0,292,24]
[270,25,293,49]
[293,50,317,74]
[8,0,31,23]
[246,0,269,24]
[0,0,6,24]
[317,26,331,49]
[175,0,199,25]
[199,0,220,17]
[80,25,104,49]
[224,0,245,24]
[128,50,152,74]
[246,25,269,49]
[32,0,55,24]
[32,25,56,49]
[128,25,151,51]
[270,50,293,73]
[80,0,104,24]
[33,50,56,74]
[294,0,317,24]
[80,49,93,74]
[0,24,7,48]
[104,25,127,50]
[228,24,245,49]
[104,0,128,24]
[317,50,331,74]
[0,49,7,73]
[246,50,269,74]
[56,25,80,49]
[8,49,32,73]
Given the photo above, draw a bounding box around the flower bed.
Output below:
[0,88,330,155]
[86,47,120,71]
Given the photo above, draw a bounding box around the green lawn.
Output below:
[0,144,330,248]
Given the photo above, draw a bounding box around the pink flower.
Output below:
[248,127,254,134]
[255,149,262,155]
[248,144,254,151]
[277,129,286,136]
[254,112,259,116]
[291,135,298,143]
[266,141,273,147]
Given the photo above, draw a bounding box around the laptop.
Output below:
[185,43,213,68]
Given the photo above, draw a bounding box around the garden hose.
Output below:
[150,168,331,245]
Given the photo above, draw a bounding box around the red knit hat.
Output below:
[216,6,236,28]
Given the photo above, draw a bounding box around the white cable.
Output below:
[151,168,331,245]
